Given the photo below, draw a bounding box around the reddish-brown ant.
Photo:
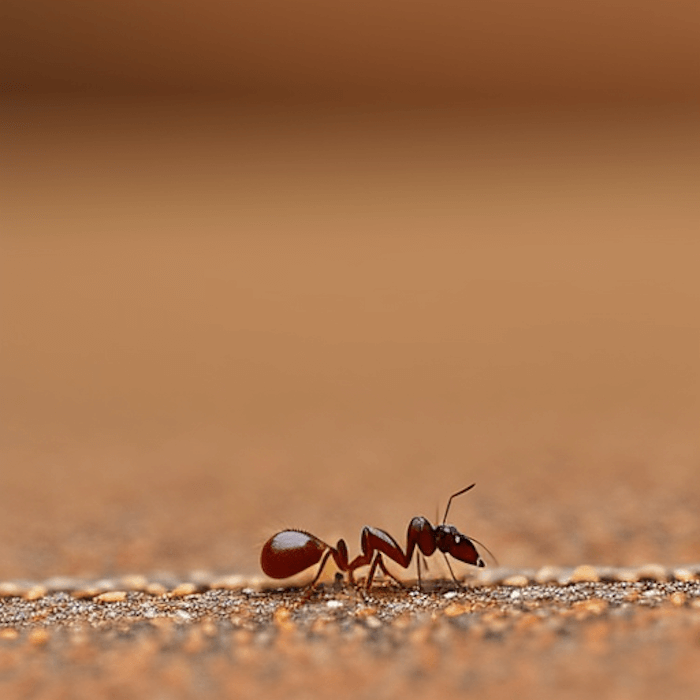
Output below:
[260,484,488,590]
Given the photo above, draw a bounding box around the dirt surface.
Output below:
[1,569,700,700]
[2,99,699,698]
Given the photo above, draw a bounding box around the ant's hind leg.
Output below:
[306,550,334,589]
[299,550,342,602]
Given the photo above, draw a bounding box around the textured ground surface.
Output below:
[1,569,700,700]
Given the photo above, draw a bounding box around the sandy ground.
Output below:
[1,569,700,700]
[1,100,699,698]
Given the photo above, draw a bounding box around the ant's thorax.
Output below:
[433,524,462,552]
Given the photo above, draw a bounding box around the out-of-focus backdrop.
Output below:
[1,0,699,583]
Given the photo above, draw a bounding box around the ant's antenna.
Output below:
[442,483,476,524]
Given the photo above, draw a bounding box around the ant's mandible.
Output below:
[260,484,487,590]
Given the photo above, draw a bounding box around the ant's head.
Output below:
[434,525,485,567]
[435,483,488,567]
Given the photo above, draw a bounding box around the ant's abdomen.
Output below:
[260,530,327,579]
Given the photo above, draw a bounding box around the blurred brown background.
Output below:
[1,1,699,583]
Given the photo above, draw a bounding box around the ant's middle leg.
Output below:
[415,553,435,591]
[366,554,405,590]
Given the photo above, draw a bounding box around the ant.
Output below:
[260,484,489,590]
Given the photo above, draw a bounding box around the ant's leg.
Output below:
[297,550,334,602]
[378,557,405,588]
[367,554,405,590]
[366,554,382,589]
[416,553,422,591]
[308,549,334,588]
[441,553,462,588]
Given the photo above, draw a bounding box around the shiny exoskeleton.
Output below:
[260,484,487,589]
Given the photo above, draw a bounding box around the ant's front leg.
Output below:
[441,553,463,589]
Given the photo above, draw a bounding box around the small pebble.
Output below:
[72,588,101,599]
[569,565,600,583]
[96,591,128,603]
[0,582,22,598]
[169,583,198,598]
[24,586,48,601]
[503,575,529,587]
[145,583,168,596]
[535,566,563,584]
[614,569,640,583]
